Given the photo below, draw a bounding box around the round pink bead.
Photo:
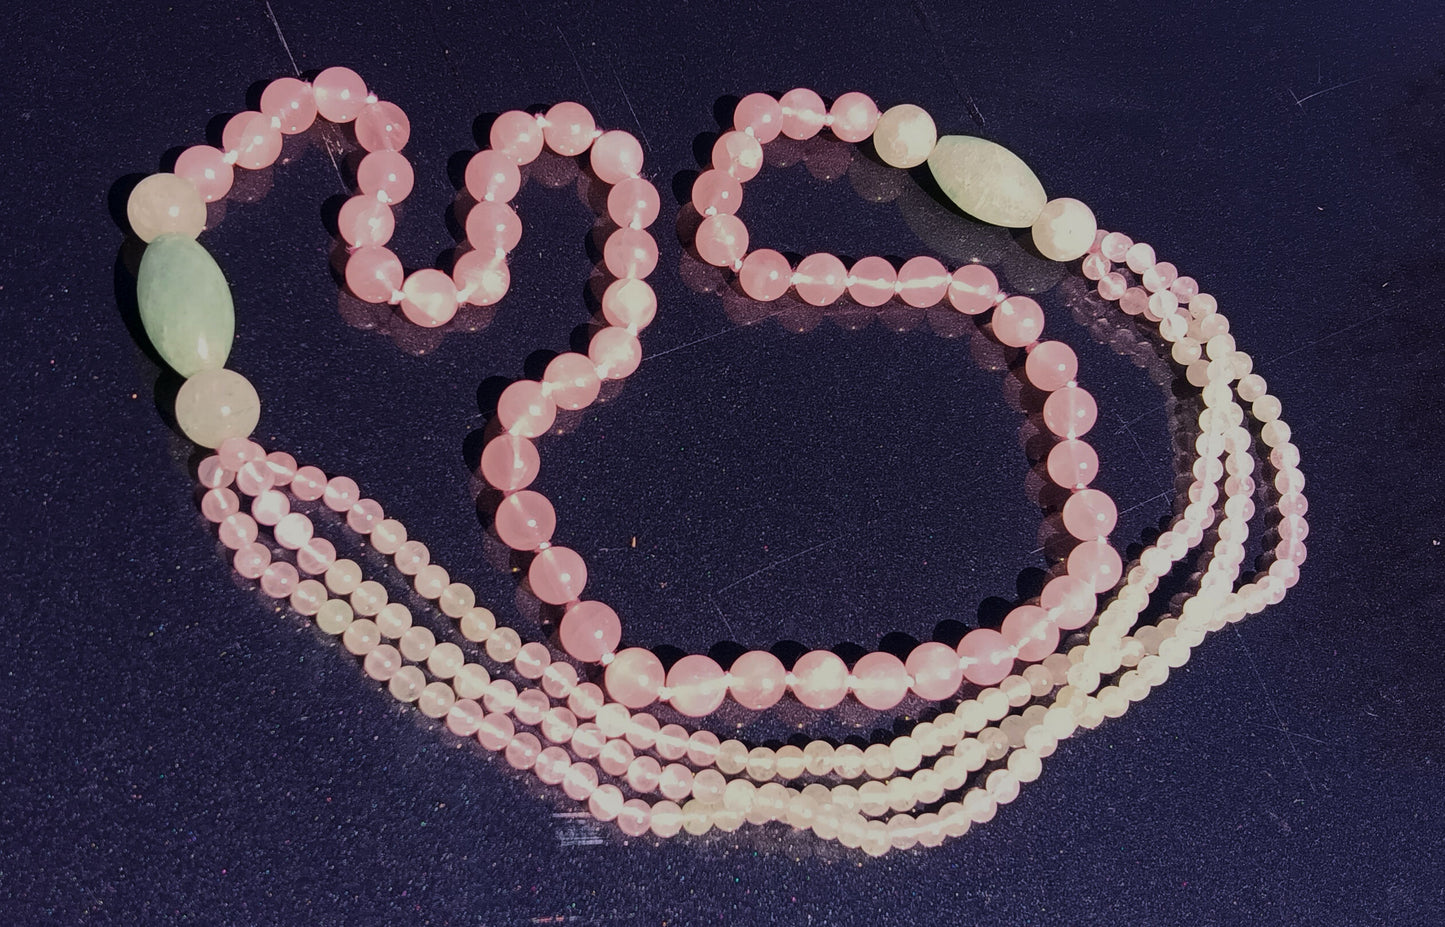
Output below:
[605,647,666,708]
[337,195,394,247]
[290,466,327,502]
[657,764,692,802]
[200,488,239,523]
[559,601,622,663]
[734,92,784,142]
[1042,386,1098,438]
[323,476,359,513]
[728,651,787,710]
[505,732,542,770]
[779,88,827,140]
[344,246,403,303]
[297,537,337,575]
[948,264,999,314]
[1068,539,1124,592]
[905,641,964,701]
[590,130,644,184]
[476,712,515,752]
[235,459,275,496]
[1001,605,1058,661]
[497,380,556,438]
[529,546,587,605]
[601,279,656,329]
[608,177,661,228]
[711,131,764,182]
[1047,439,1099,489]
[1025,341,1078,391]
[274,512,313,550]
[453,250,511,306]
[543,352,602,410]
[588,784,624,822]
[666,655,728,717]
[791,650,849,708]
[222,112,282,170]
[196,456,231,489]
[219,513,258,550]
[958,628,1013,686]
[1041,574,1097,630]
[829,91,879,143]
[490,110,545,164]
[1063,488,1118,540]
[260,77,317,135]
[217,438,263,469]
[1098,272,1128,301]
[312,67,367,123]
[495,490,555,551]
[739,249,792,301]
[1099,232,1132,262]
[399,269,458,327]
[897,256,950,308]
[694,215,748,268]
[848,256,897,307]
[687,731,720,767]
[794,252,848,306]
[516,643,552,680]
[260,561,300,599]
[354,101,410,152]
[589,328,643,380]
[233,542,271,580]
[627,755,662,793]
[174,145,233,202]
[691,169,743,216]
[265,451,297,486]
[465,201,522,252]
[251,490,289,526]
[851,651,909,710]
[357,151,415,204]
[617,799,652,836]
[480,434,540,491]
[1125,242,1156,274]
[992,296,1045,347]
[542,102,596,156]
[464,150,521,203]
[603,228,659,279]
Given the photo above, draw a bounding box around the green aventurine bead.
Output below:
[927,136,1047,229]
[136,233,234,376]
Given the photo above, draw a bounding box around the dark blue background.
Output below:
[3,1,1443,924]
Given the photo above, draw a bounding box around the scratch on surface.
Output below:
[1116,490,1170,518]
[643,320,775,362]
[607,59,653,153]
[1233,625,1319,793]
[1263,303,1399,366]
[1288,77,1365,107]
[556,26,603,117]
[1113,411,1150,464]
[1247,720,1327,746]
[911,1,986,127]
[712,535,847,598]
[708,593,739,641]
[263,2,301,76]
[264,2,346,189]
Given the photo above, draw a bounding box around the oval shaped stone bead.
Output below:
[137,234,235,376]
[926,135,1047,228]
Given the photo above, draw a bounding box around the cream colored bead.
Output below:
[891,735,923,772]
[484,626,521,662]
[350,580,387,616]
[458,606,495,642]
[861,821,891,857]
[174,368,260,448]
[829,782,860,812]
[387,665,425,702]
[427,641,464,678]
[978,687,1010,721]
[885,776,916,813]
[681,799,713,835]
[128,172,206,242]
[911,722,943,757]
[858,780,889,816]
[1031,197,1097,261]
[832,744,866,779]
[913,768,945,805]
[439,582,475,618]
[341,618,380,655]
[955,738,988,771]
[746,746,776,782]
[722,778,755,812]
[315,598,353,635]
[802,740,835,776]
[417,681,456,718]
[1007,748,1043,783]
[1023,724,1058,757]
[986,768,1021,804]
[1098,685,1128,718]
[324,559,362,596]
[978,728,1010,761]
[887,813,919,851]
[399,625,436,662]
[1000,675,1032,707]
[961,788,997,824]
[715,740,748,775]
[956,699,988,733]
[774,744,806,780]
[862,743,896,779]
[872,103,937,168]
[375,602,412,638]
[785,792,818,830]
[650,801,683,838]
[453,662,491,699]
[936,754,968,790]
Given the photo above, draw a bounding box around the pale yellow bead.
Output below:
[692,769,726,803]
[913,768,945,805]
[174,368,260,448]
[715,740,748,775]
[1030,197,1097,262]
[891,735,922,772]
[910,722,943,757]
[858,780,889,816]
[439,582,475,618]
[986,768,1021,804]
[650,800,683,838]
[785,792,818,831]
[398,625,435,662]
[388,665,425,702]
[887,813,919,851]
[956,699,989,733]
[375,603,412,638]
[453,662,491,699]
[1023,724,1058,757]
[757,783,790,820]
[459,606,495,642]
[836,811,866,849]
[872,103,937,168]
[418,681,456,718]
[885,776,916,813]
[978,687,1010,721]
[830,783,861,813]
[1098,685,1128,718]
[128,172,207,242]
[712,807,744,833]
[1119,670,1151,703]
[862,743,896,779]
[939,802,970,839]
[681,799,713,836]
[315,598,353,635]
[915,812,945,848]
[370,518,407,554]
[722,778,755,812]
[1000,675,1032,707]
[962,789,997,824]
[1008,748,1043,783]
[484,626,521,663]
[746,746,776,782]
[832,744,866,779]
[342,618,380,656]
[811,803,841,841]
[350,580,387,616]
[979,727,1011,761]
[803,739,835,776]
[1076,696,1106,729]
[955,738,988,771]
[774,744,805,780]
[1023,664,1054,698]
[427,642,464,679]
[325,559,362,596]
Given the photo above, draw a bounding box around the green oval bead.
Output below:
[137,233,234,376]
[927,136,1047,229]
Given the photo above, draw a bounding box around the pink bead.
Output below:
[260,77,317,135]
[711,131,764,182]
[217,437,264,469]
[174,145,233,202]
[464,150,521,203]
[274,512,313,549]
[588,784,624,822]
[992,296,1045,347]
[323,476,360,513]
[514,688,549,726]
[1067,539,1124,592]
[297,537,337,575]
[791,650,849,708]
[354,101,410,152]
[490,110,545,164]
[337,195,394,247]
[617,799,652,836]
[897,256,950,308]
[529,546,587,604]
[589,327,643,380]
[608,177,661,228]
[1042,386,1098,438]
[516,642,552,680]
[1170,275,1200,301]
[829,91,879,143]
[399,268,458,327]
[905,641,965,701]
[1119,287,1149,317]
[480,434,540,491]
[691,169,743,216]
[1098,272,1128,301]
[694,215,747,268]
[603,228,659,278]
[542,102,596,156]
[958,628,1013,686]
[734,92,784,143]
[1001,605,1058,661]
[453,250,510,305]
[196,456,231,489]
[290,466,327,502]
[656,764,690,801]
[739,249,792,301]
[559,600,622,662]
[265,451,297,486]
[851,651,909,710]
[848,256,897,307]
[495,490,556,550]
[1062,488,1118,540]
[1025,341,1078,392]
[728,651,787,710]
[476,712,515,752]
[222,112,282,170]
[357,151,415,204]
[252,490,290,526]
[779,88,827,140]
[666,655,727,717]
[590,130,644,184]
[1081,253,1110,281]
[627,755,663,793]
[497,380,556,438]
[543,352,602,410]
[1047,439,1099,489]
[1125,242,1156,274]
[605,647,666,708]
[794,252,848,306]
[948,264,999,314]
[542,662,579,698]
[236,458,275,495]
[219,513,258,550]
[601,279,657,329]
[1099,231,1132,262]
[344,246,404,303]
[505,732,542,770]
[1042,574,1097,630]
[201,488,239,523]
[233,542,271,580]
[1143,261,1178,293]
[625,712,660,750]
[312,67,368,123]
[687,730,720,767]
[260,561,300,599]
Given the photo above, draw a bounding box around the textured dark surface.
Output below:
[3,1,1444,924]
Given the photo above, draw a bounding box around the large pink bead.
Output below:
[733,92,784,142]
[400,269,458,327]
[691,170,743,216]
[465,201,522,252]
[337,195,394,247]
[312,66,367,123]
[905,641,964,700]
[601,279,656,329]
[992,296,1045,347]
[529,546,587,604]
[958,628,1013,686]
[605,647,665,708]
[897,256,950,308]
[666,655,727,717]
[711,131,764,182]
[589,328,642,380]
[848,256,897,307]
[497,380,556,437]
[1042,386,1098,438]
[948,264,999,314]
[829,91,879,143]
[355,101,410,152]
[779,88,827,140]
[543,352,602,410]
[1025,341,1078,391]
[494,490,556,550]
[728,651,787,710]
[559,601,622,662]
[1067,539,1123,592]
[608,177,660,228]
[694,214,748,268]
[1062,488,1118,540]
[790,650,848,709]
[603,228,659,279]
[1047,439,1099,489]
[464,150,521,203]
[1002,605,1059,661]
[453,251,510,305]
[490,110,545,164]
[851,652,909,710]
[174,145,233,202]
[794,252,848,306]
[357,151,415,204]
[739,249,792,301]
[344,246,403,303]
[590,130,644,184]
[222,112,282,170]
[259,77,316,134]
[542,102,596,156]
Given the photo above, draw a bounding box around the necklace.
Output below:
[126,68,1308,856]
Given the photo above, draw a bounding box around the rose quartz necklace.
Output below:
[127,68,1308,855]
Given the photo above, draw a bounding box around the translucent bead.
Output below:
[851,652,908,710]
[542,102,595,156]
[543,352,602,410]
[794,253,848,306]
[490,110,545,164]
[590,130,644,184]
[464,150,521,203]
[312,67,367,122]
[711,131,764,181]
[604,648,665,708]
[872,103,936,168]
[665,654,727,717]
[739,249,792,301]
[494,489,556,550]
[175,369,260,448]
[173,147,233,203]
[601,278,657,329]
[779,88,827,139]
[948,264,998,314]
[728,650,787,710]
[733,92,784,142]
[847,256,897,308]
[694,215,747,268]
[344,246,403,303]
[1031,198,1097,262]
[480,434,540,491]
[399,269,458,328]
[589,328,643,380]
[357,151,415,204]
[337,196,394,247]
[559,601,621,663]
[790,650,849,709]
[137,233,234,375]
[608,177,660,228]
[528,546,587,604]
[259,77,317,135]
